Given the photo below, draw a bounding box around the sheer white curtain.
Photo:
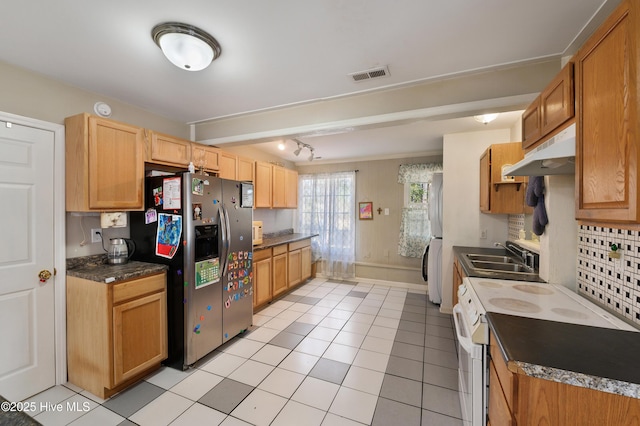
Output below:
[297,171,356,279]
[397,163,443,257]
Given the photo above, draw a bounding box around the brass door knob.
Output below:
[38,270,52,282]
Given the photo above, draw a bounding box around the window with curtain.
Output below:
[397,163,443,257]
[297,171,356,279]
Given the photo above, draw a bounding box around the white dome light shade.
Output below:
[474,113,499,124]
[152,22,221,71]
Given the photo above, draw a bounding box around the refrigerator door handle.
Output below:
[219,206,229,273]
[223,205,232,249]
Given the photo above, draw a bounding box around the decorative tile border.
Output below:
[508,214,525,241]
[577,225,640,326]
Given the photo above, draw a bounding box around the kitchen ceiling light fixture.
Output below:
[152,22,221,71]
[278,141,286,151]
[474,113,499,124]
[291,138,315,161]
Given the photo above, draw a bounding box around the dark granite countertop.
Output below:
[453,245,545,282]
[66,254,167,283]
[253,233,318,250]
[487,312,640,398]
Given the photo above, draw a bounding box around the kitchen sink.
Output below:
[470,260,533,273]
[466,254,515,263]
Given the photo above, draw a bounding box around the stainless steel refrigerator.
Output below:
[131,172,253,369]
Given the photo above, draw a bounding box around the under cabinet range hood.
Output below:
[504,123,576,176]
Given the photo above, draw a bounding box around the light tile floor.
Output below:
[22,278,463,426]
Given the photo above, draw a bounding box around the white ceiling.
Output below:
[0,0,618,164]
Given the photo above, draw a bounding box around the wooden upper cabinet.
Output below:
[254,161,272,208]
[147,131,191,167]
[219,151,237,180]
[284,168,298,208]
[575,0,639,222]
[237,156,255,182]
[191,144,220,173]
[540,62,574,136]
[522,62,575,151]
[480,143,526,214]
[522,96,541,150]
[272,165,286,208]
[65,113,144,211]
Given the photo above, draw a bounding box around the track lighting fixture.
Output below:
[291,138,315,161]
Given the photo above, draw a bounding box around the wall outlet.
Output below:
[480,229,488,239]
[91,228,102,243]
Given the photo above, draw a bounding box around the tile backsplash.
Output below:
[577,225,640,326]
[508,214,525,241]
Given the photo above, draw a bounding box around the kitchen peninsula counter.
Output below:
[487,312,640,398]
[66,254,167,283]
[253,232,318,250]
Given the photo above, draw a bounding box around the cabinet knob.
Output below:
[38,269,52,283]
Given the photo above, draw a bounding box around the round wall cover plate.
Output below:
[94,102,112,117]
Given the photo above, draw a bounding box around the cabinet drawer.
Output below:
[113,272,166,304]
[489,361,514,426]
[289,239,311,251]
[273,244,288,256]
[253,248,272,262]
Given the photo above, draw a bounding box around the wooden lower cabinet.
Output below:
[253,239,313,309]
[272,245,289,298]
[253,248,272,308]
[67,272,167,399]
[489,331,640,425]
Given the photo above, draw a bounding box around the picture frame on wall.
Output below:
[359,202,373,220]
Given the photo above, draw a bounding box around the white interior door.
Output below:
[0,120,56,401]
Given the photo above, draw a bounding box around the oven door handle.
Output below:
[453,304,476,354]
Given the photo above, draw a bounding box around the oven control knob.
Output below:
[458,284,467,297]
[470,310,480,325]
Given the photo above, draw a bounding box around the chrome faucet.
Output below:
[494,242,535,270]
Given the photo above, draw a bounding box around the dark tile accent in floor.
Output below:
[401,311,427,323]
[102,381,165,418]
[268,331,306,350]
[423,363,458,391]
[198,378,254,414]
[386,355,424,381]
[346,290,368,298]
[296,296,323,305]
[391,341,424,362]
[283,321,316,336]
[379,374,423,408]
[117,420,138,426]
[422,383,463,419]
[423,347,458,370]
[399,320,427,334]
[308,358,350,385]
[279,294,303,303]
[395,329,426,346]
[372,397,422,426]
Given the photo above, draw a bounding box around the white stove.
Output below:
[453,276,636,426]
[458,277,636,346]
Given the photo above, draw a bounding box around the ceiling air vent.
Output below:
[348,66,390,83]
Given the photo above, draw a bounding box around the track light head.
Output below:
[308,149,315,161]
[293,142,302,156]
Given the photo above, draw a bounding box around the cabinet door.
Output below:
[284,168,298,208]
[522,96,541,150]
[301,246,312,281]
[148,132,191,167]
[237,157,255,182]
[219,152,238,180]
[254,258,272,308]
[479,149,490,212]
[255,161,272,208]
[488,361,514,426]
[112,291,167,385]
[540,62,574,136]
[88,116,144,210]
[272,166,286,208]
[576,0,638,222]
[192,144,220,172]
[272,252,288,297]
[288,249,302,287]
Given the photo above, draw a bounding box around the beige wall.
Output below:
[297,155,442,285]
[442,129,512,312]
[0,61,189,137]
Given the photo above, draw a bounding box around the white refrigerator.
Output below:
[423,172,443,304]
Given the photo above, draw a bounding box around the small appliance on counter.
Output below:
[130,173,253,370]
[252,221,263,245]
[107,238,135,264]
